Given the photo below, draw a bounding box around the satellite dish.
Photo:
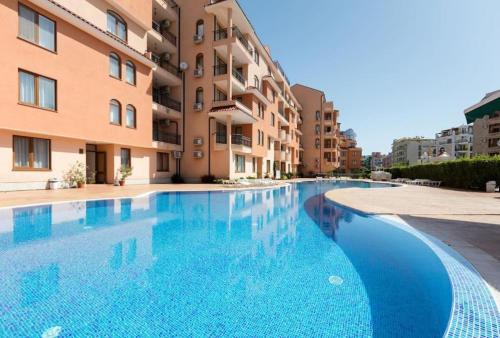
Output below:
[497,139,500,147]
[179,62,189,71]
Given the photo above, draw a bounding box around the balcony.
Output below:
[213,26,254,64]
[153,131,181,145]
[213,64,247,94]
[280,130,291,144]
[277,109,289,126]
[148,23,177,56]
[153,91,182,120]
[150,53,182,86]
[153,0,179,22]
[209,100,257,124]
[232,68,245,86]
[214,64,227,76]
[232,134,252,147]
[153,90,181,112]
[152,21,177,46]
[275,150,286,161]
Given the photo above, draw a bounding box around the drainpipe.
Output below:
[178,5,184,175]
[208,117,215,176]
[320,95,323,174]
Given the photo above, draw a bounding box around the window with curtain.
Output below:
[125,61,135,85]
[109,53,121,79]
[18,4,56,51]
[156,152,169,172]
[13,136,50,170]
[19,70,56,110]
[234,154,245,173]
[254,76,259,90]
[109,100,121,125]
[107,11,127,41]
[196,20,204,37]
[196,87,204,104]
[126,105,136,128]
[195,53,203,69]
[121,148,131,168]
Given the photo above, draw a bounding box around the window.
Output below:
[315,124,320,135]
[254,50,260,65]
[126,105,136,128]
[109,99,121,125]
[157,152,169,172]
[125,61,135,85]
[19,70,56,110]
[271,113,275,126]
[195,53,204,70]
[254,76,259,90]
[258,103,263,118]
[13,136,50,170]
[234,154,245,173]
[18,4,56,51]
[252,157,256,173]
[315,111,321,120]
[196,87,204,104]
[268,136,272,150]
[107,11,126,41]
[109,53,121,79]
[195,20,204,37]
[121,148,131,168]
[324,152,332,162]
[324,139,332,149]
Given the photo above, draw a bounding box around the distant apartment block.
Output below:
[339,130,362,173]
[391,137,436,166]
[382,152,392,169]
[465,90,500,156]
[370,152,385,170]
[435,125,473,159]
[291,84,340,175]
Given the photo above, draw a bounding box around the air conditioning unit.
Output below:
[193,34,204,44]
[159,119,170,127]
[194,67,203,78]
[193,150,204,159]
[193,137,203,146]
[172,151,182,159]
[193,102,203,112]
[161,19,171,29]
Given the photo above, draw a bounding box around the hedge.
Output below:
[387,155,500,190]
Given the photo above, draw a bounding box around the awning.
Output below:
[464,90,500,124]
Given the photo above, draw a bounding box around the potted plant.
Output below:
[63,161,87,188]
[118,165,133,186]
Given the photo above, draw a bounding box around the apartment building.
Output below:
[0,0,186,191]
[435,125,473,159]
[465,90,500,156]
[291,84,339,176]
[370,152,384,170]
[382,153,392,169]
[391,137,436,166]
[339,130,362,173]
[178,0,303,181]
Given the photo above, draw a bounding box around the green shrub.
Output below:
[388,155,500,190]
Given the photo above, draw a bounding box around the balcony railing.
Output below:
[232,134,252,147]
[232,68,245,85]
[153,90,181,112]
[214,27,228,41]
[151,54,181,78]
[152,21,177,46]
[216,133,227,144]
[232,26,253,55]
[153,131,181,145]
[278,109,288,121]
[214,64,228,76]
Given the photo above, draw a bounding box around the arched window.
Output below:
[109,99,121,125]
[195,53,204,70]
[315,124,320,135]
[107,10,127,41]
[195,87,204,104]
[109,52,121,79]
[125,61,136,85]
[315,110,321,120]
[195,20,204,37]
[254,76,259,89]
[126,104,136,128]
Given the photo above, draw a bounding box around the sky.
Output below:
[238,0,500,154]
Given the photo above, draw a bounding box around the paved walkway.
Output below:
[325,184,500,306]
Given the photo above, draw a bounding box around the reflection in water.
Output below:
[0,182,451,337]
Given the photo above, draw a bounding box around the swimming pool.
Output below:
[0,181,497,337]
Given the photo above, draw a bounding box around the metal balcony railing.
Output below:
[214,64,228,76]
[153,131,181,145]
[153,90,181,112]
[232,68,245,85]
[232,134,252,147]
[214,28,228,41]
[232,26,253,55]
[152,21,177,46]
[151,54,181,78]
[216,133,227,144]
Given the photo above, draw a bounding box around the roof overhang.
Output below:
[209,101,257,124]
[464,91,500,124]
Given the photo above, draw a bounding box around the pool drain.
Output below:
[328,275,344,285]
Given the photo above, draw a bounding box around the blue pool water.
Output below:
[0,181,455,337]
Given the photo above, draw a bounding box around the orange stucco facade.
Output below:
[0,0,347,190]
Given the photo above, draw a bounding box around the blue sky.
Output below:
[238,0,500,154]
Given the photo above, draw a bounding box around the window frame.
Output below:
[156,152,170,172]
[125,60,136,85]
[109,99,122,126]
[18,4,57,52]
[125,104,136,129]
[109,52,121,80]
[107,10,127,42]
[18,69,57,111]
[120,148,131,168]
[234,154,245,173]
[12,135,51,171]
